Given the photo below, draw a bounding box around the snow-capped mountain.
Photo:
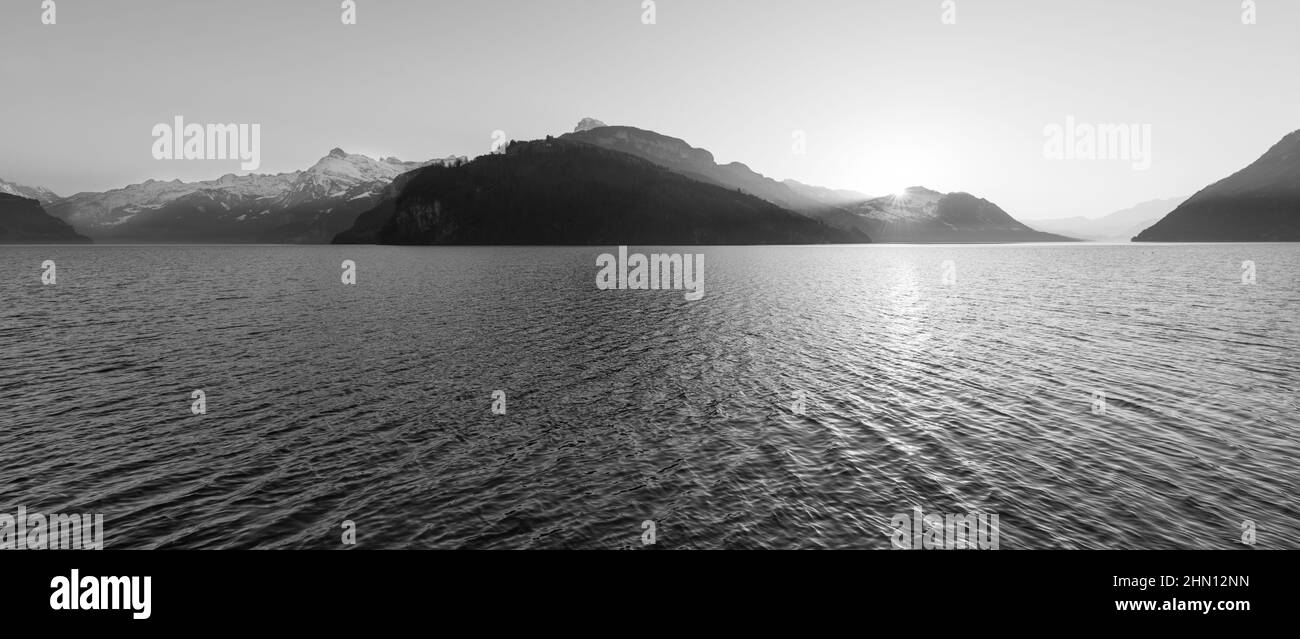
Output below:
[47,150,463,243]
[0,178,60,205]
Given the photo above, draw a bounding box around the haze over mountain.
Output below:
[562,124,840,216]
[46,150,460,243]
[334,137,865,246]
[1135,130,1300,242]
[847,187,1074,243]
[563,122,1058,243]
[1028,196,1188,242]
[781,180,872,208]
[0,194,90,244]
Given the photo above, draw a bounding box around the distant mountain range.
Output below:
[1135,129,1300,241]
[33,150,461,243]
[335,136,862,245]
[0,121,1083,245]
[1028,196,1188,242]
[0,193,89,243]
[7,121,1297,245]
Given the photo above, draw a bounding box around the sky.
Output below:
[1,0,1296,220]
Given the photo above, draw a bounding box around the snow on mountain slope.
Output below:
[46,149,463,241]
[0,178,61,205]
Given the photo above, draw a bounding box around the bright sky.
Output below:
[1,0,1296,219]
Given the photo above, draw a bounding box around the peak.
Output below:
[574,117,607,133]
[328,148,348,159]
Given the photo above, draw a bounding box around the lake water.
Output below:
[1,243,1297,549]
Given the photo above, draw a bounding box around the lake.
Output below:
[1,243,1296,548]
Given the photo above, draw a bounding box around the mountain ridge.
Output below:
[562,122,1067,243]
[335,137,867,245]
[46,150,462,243]
[1135,130,1300,241]
[0,178,60,206]
[0,193,91,243]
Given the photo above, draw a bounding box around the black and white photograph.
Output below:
[1,0,1295,625]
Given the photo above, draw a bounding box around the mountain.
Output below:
[334,137,867,245]
[561,121,1059,243]
[1135,130,1300,241]
[781,179,871,207]
[0,194,90,243]
[561,124,833,215]
[846,187,1075,243]
[1028,196,1188,242]
[46,150,460,243]
[0,178,60,205]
